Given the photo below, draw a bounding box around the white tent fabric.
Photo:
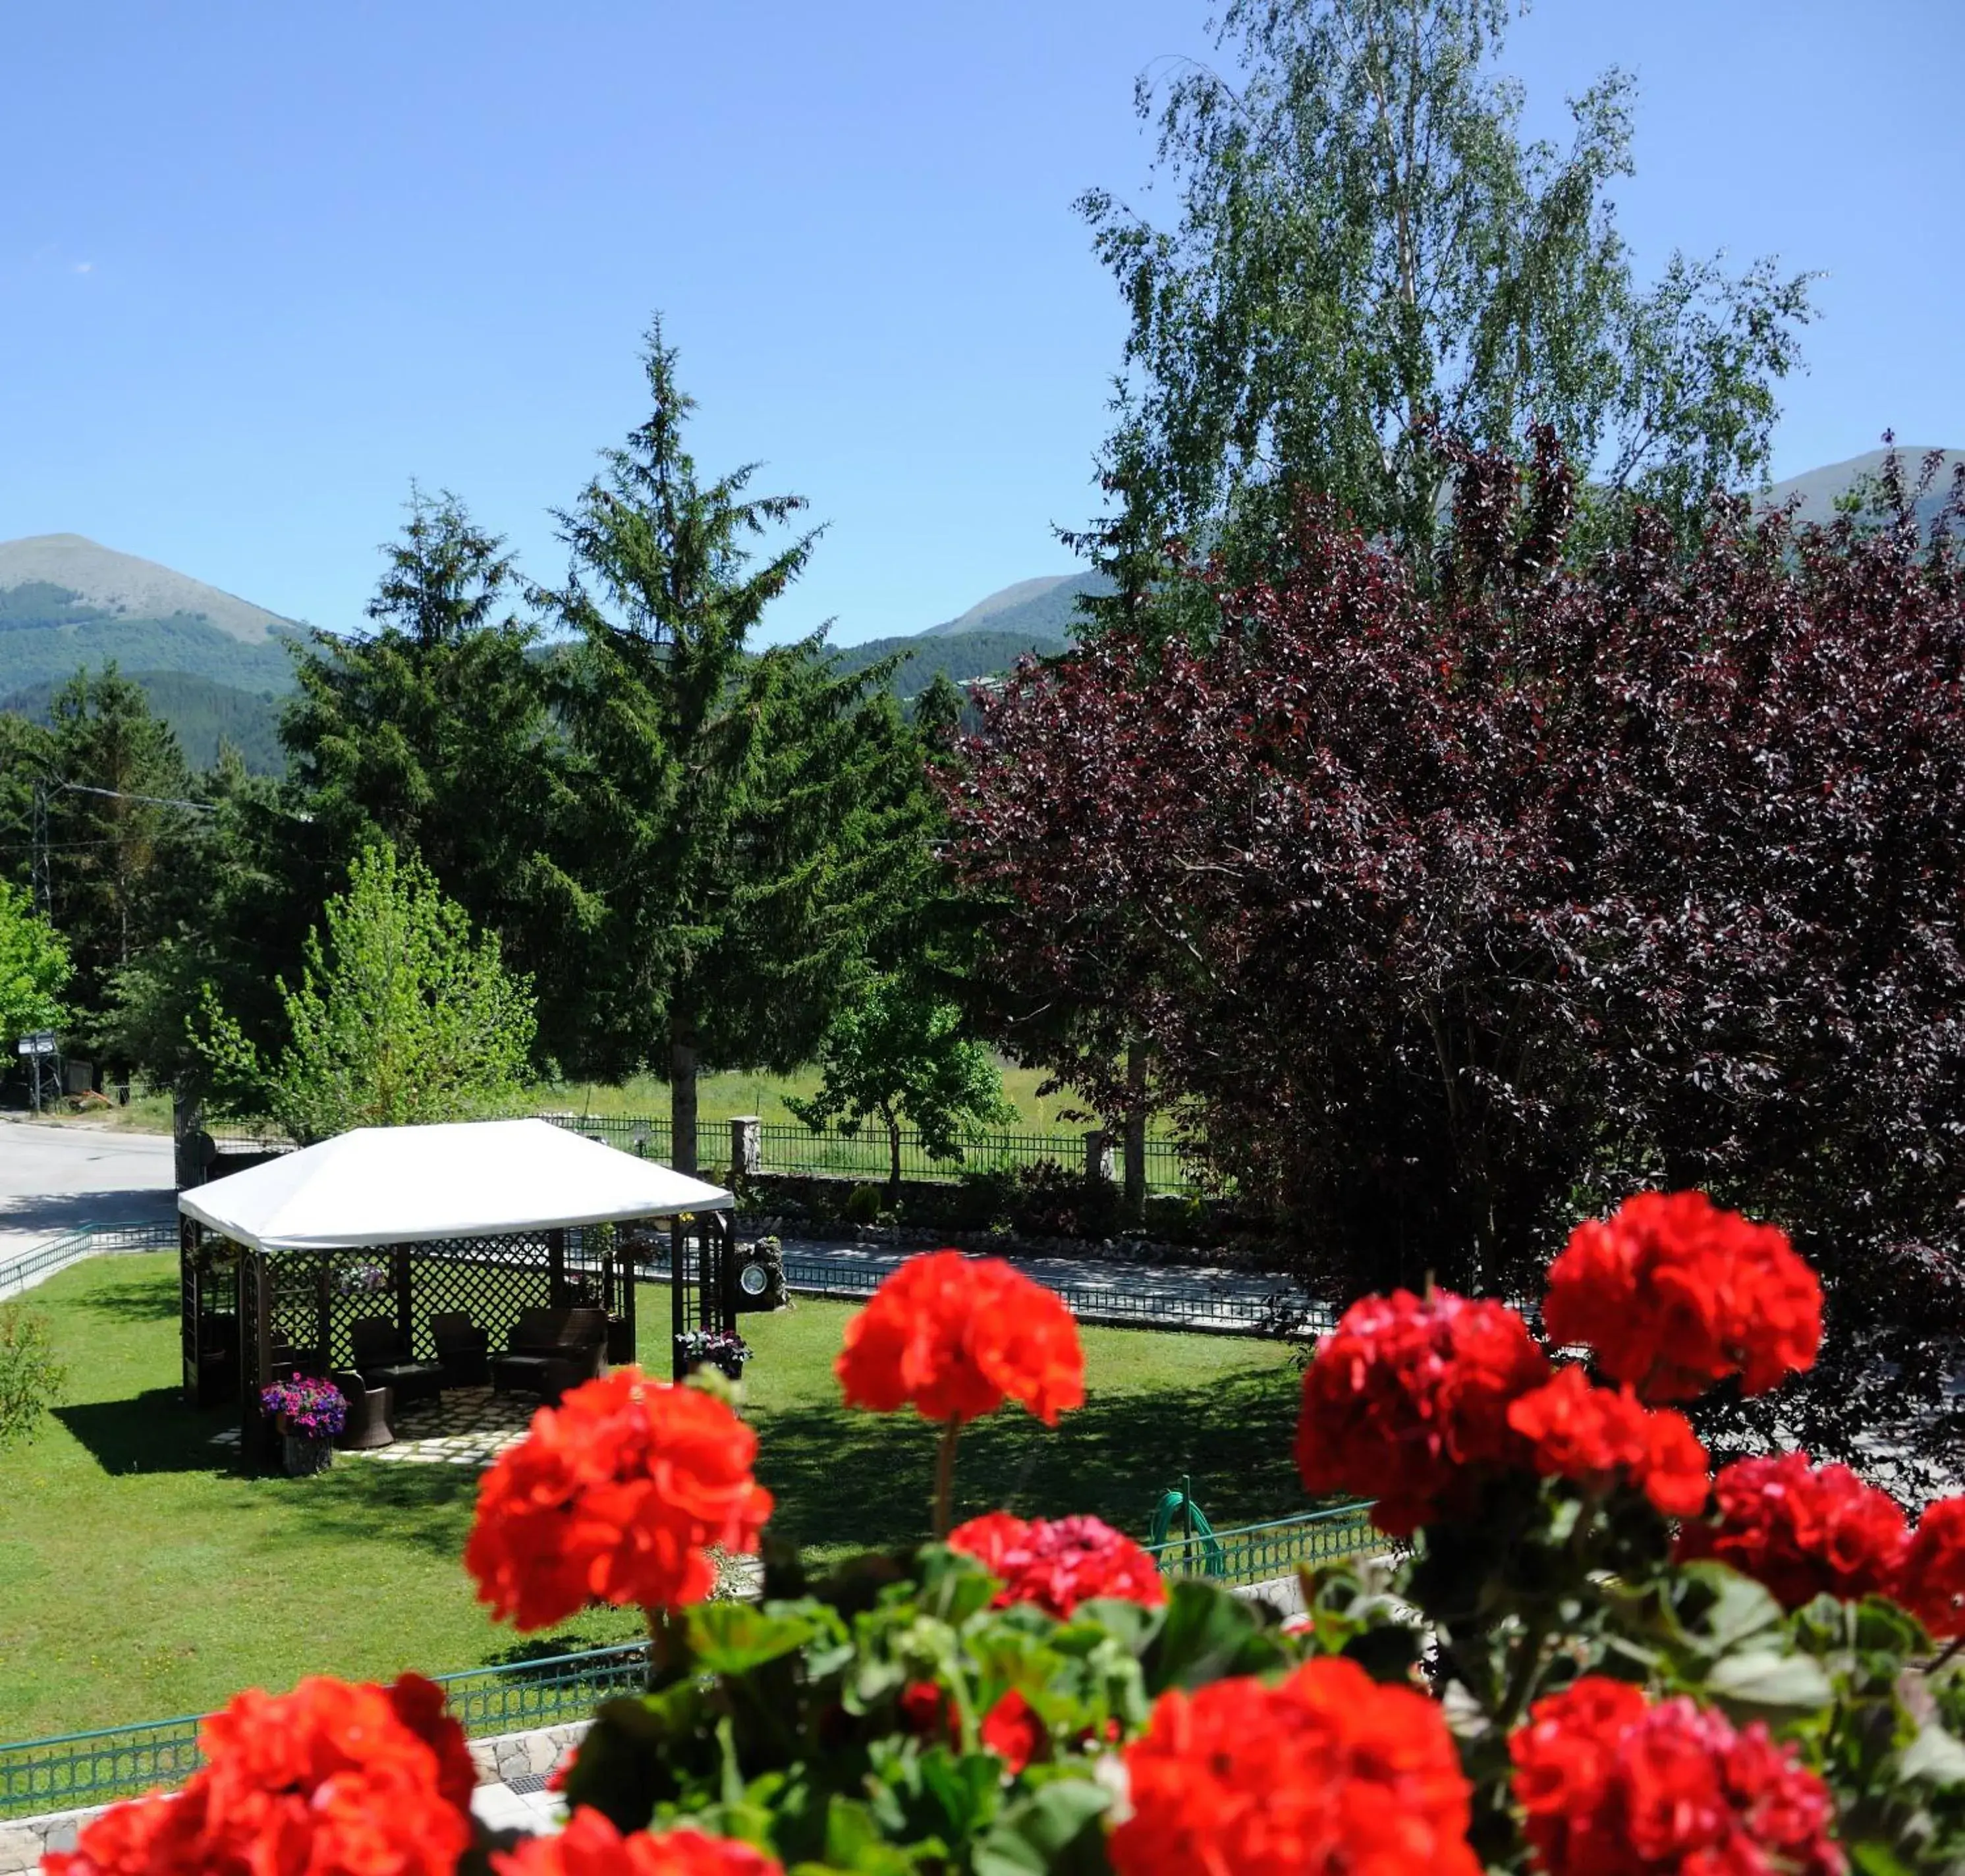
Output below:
[177,1118,733,1253]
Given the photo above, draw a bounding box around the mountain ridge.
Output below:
[0,534,296,642]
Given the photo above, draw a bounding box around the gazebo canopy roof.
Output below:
[177,1118,733,1254]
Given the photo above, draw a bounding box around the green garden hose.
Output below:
[1149,1484,1225,1578]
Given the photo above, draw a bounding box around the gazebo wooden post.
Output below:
[670,1215,686,1381]
[244,1249,272,1469]
[317,1259,334,1371]
[620,1223,638,1355]
[547,1228,567,1308]
[179,1215,202,1406]
[717,1209,738,1335]
[392,1244,413,1354]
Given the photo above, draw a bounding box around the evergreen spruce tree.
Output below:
[549,318,932,1172]
[280,489,585,1051]
[32,667,203,1059]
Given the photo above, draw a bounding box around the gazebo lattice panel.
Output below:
[184,1211,731,1472]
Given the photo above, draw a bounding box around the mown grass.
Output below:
[0,1255,1300,1740]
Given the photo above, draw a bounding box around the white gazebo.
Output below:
[177,1119,738,1460]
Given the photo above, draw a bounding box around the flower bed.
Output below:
[51,1196,1965,1875]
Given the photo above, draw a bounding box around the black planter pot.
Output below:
[281,1431,335,1477]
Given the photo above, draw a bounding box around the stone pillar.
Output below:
[730,1115,761,1182]
[1084,1129,1115,1186]
[173,1095,208,1191]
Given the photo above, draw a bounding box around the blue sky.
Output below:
[3,1,1960,646]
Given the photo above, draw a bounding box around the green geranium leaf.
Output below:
[688,1601,830,1675]
[972,1776,1111,1876]
[1673,1563,1786,1655]
[1848,1840,1918,1876]
[1142,1579,1290,1693]
[1704,1649,1835,1713]
[1899,1723,1965,1788]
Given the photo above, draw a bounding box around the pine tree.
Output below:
[548,319,933,1171]
[280,489,586,1051]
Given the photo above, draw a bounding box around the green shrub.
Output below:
[0,1302,67,1450]
[843,1182,883,1226]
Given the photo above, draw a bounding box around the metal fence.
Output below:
[0,1643,653,1819]
[653,1242,1323,1338]
[541,1112,1205,1195]
[0,1219,179,1299]
[1145,1502,1385,1587]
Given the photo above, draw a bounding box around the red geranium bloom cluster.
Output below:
[1108,1656,1479,1876]
[465,1367,773,1631]
[47,1674,475,1876]
[1507,1366,1710,1517]
[1899,1495,1965,1638]
[1543,1192,1821,1402]
[1510,1677,1842,1876]
[835,1251,1085,1426]
[1673,1454,1907,1611]
[948,1510,1167,1616]
[1294,1288,1550,1534]
[897,1679,1047,1773]
[496,1806,783,1876]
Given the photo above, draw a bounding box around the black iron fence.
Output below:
[540,1112,1205,1195]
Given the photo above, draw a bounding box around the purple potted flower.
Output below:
[260,1376,348,1476]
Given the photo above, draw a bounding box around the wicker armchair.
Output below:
[332,1369,395,1450]
[491,1307,609,1404]
[430,1311,491,1388]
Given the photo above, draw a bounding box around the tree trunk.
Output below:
[670,1018,699,1176]
[1122,1039,1148,1222]
[885,1105,902,1198]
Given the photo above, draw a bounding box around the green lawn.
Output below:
[0,1254,1302,1741]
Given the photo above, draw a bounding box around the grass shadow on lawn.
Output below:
[287,1454,485,1562]
[752,1364,1304,1560]
[67,1273,186,1323]
[53,1390,238,1477]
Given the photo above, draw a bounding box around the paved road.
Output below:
[0,1118,177,1261]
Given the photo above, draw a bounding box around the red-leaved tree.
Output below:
[943,438,1965,1486]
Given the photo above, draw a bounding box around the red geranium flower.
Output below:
[1542,1192,1821,1402]
[1674,1453,1907,1610]
[1510,1677,1842,1875]
[1898,1495,1965,1638]
[1109,1656,1479,1876]
[835,1251,1085,1426]
[1294,1288,1550,1534]
[465,1367,772,1631]
[497,1807,783,1876]
[47,1674,475,1876]
[1507,1366,1711,1518]
[979,1690,1045,1773]
[949,1510,1167,1616]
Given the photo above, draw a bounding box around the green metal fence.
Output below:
[0,1643,653,1819]
[1145,1502,1384,1587]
